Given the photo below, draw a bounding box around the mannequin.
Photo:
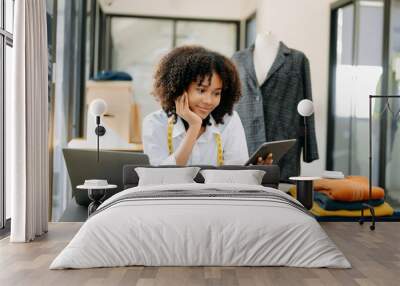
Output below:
[232,35,319,180]
[253,32,280,86]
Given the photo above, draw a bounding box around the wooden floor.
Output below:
[0,222,399,286]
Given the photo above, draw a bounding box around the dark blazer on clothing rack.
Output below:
[232,42,319,181]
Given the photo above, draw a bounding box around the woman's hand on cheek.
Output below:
[175,92,202,127]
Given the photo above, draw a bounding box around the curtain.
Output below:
[9,0,49,242]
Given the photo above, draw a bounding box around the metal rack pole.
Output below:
[360,95,400,230]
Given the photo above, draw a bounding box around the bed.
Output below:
[50,165,351,269]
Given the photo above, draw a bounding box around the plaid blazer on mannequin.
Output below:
[232,42,319,181]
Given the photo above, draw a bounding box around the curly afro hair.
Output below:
[152,45,242,126]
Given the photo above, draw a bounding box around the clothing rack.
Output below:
[359,95,400,230]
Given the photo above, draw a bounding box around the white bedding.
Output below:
[50,183,351,269]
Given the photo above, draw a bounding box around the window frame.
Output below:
[100,13,241,71]
[1,0,14,233]
[245,12,256,48]
[327,0,391,186]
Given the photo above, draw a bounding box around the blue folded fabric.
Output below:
[314,191,384,211]
[91,70,132,81]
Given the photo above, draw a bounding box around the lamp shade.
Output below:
[297,99,314,117]
[89,99,107,117]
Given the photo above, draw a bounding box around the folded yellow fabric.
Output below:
[311,202,394,217]
[288,186,297,198]
[314,176,385,201]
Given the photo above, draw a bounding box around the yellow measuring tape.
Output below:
[167,117,224,166]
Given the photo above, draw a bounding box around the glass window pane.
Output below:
[385,0,400,208]
[85,0,93,80]
[5,0,14,33]
[110,17,174,121]
[175,21,237,57]
[5,44,12,219]
[337,5,354,66]
[333,4,354,174]
[350,1,383,180]
[0,1,2,29]
[357,0,384,66]
[332,1,383,182]
[0,38,3,228]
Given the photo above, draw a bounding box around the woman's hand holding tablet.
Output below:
[245,139,297,166]
[256,153,274,165]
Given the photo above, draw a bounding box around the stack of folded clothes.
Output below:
[289,176,394,217]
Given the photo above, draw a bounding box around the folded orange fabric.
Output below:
[314,176,385,202]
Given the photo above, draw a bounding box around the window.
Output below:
[1,0,14,231]
[385,0,400,208]
[328,0,400,210]
[328,0,384,179]
[50,0,91,221]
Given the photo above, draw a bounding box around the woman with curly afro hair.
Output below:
[142,45,273,166]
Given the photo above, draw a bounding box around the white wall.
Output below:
[240,0,257,19]
[256,0,336,176]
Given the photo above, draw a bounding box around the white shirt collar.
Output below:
[172,115,220,140]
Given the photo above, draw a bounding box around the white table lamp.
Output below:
[297,99,314,164]
[297,99,314,117]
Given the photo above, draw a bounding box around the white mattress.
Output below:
[50,183,351,269]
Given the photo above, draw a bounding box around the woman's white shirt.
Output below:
[142,110,249,166]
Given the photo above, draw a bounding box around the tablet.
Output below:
[244,139,297,166]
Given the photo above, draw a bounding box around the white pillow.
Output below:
[135,167,200,186]
[200,169,266,185]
